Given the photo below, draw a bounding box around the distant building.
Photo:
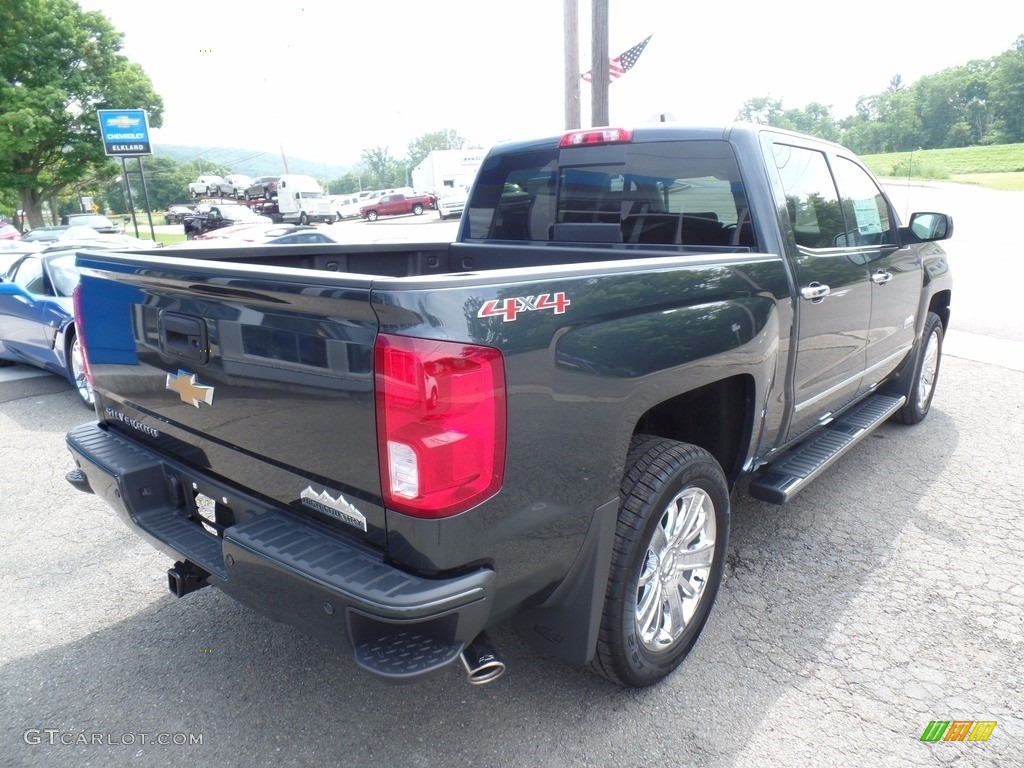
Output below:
[411,149,485,195]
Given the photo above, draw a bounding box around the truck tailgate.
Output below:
[74,250,386,544]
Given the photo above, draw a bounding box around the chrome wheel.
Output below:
[916,329,940,412]
[70,334,94,407]
[635,487,717,652]
[591,437,729,687]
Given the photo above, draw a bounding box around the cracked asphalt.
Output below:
[1,183,1021,767]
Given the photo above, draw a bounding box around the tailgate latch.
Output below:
[159,311,209,364]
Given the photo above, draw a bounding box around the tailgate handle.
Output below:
[159,312,209,364]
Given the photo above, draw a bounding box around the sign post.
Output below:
[97,109,156,240]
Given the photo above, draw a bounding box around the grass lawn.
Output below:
[860,144,1024,191]
[127,230,185,245]
[949,172,1024,191]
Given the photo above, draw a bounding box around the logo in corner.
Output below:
[166,370,214,408]
[300,486,368,532]
[920,720,997,742]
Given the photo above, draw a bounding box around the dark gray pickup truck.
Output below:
[64,124,952,688]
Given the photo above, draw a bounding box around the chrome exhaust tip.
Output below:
[460,631,506,685]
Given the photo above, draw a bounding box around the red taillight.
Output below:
[559,127,633,147]
[375,334,506,518]
[72,282,94,388]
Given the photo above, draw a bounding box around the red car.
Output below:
[0,220,21,241]
[359,193,436,221]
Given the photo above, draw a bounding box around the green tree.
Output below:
[103,156,194,213]
[327,171,368,195]
[736,97,784,125]
[775,102,840,142]
[991,35,1024,142]
[0,0,163,227]
[406,129,469,170]
[360,146,405,188]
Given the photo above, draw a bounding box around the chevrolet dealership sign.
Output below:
[97,109,152,157]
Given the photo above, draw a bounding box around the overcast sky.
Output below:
[79,0,1022,168]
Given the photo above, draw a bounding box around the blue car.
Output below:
[0,251,93,406]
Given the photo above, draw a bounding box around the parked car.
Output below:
[245,176,280,200]
[219,174,253,199]
[0,220,20,240]
[182,203,272,238]
[359,192,436,221]
[164,205,195,224]
[331,194,364,220]
[59,213,121,233]
[20,226,72,243]
[435,187,469,220]
[167,224,344,247]
[21,226,147,249]
[189,175,227,198]
[0,251,93,404]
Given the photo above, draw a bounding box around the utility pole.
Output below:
[591,0,610,126]
[563,0,581,129]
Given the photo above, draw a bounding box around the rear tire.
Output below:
[591,436,729,688]
[892,311,943,425]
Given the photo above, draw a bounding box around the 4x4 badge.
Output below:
[166,370,214,407]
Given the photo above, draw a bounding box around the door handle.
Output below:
[800,283,831,302]
[872,270,892,285]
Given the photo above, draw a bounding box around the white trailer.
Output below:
[410,150,484,195]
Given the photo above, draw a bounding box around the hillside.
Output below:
[154,144,352,180]
[860,143,1024,178]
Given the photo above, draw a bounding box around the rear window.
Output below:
[465,140,754,248]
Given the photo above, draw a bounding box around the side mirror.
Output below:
[906,212,953,242]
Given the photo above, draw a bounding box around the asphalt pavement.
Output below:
[0,183,1021,767]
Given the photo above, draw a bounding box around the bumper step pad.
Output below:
[353,631,463,682]
[749,394,905,504]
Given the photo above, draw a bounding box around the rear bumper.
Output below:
[65,421,496,682]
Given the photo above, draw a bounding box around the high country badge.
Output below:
[300,487,368,531]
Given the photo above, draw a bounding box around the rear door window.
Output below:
[771,143,845,249]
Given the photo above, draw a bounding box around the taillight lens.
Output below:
[72,282,94,388]
[559,127,633,147]
[375,334,506,518]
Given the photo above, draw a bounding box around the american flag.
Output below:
[582,35,652,83]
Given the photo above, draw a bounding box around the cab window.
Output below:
[772,143,845,249]
[833,157,895,247]
[13,257,47,295]
[466,140,753,248]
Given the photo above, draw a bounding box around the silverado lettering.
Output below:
[65,124,953,688]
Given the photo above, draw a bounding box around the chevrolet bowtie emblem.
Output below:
[108,115,140,128]
[166,370,214,407]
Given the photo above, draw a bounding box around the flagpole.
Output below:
[591,0,609,126]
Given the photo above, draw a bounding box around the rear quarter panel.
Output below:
[371,250,789,615]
